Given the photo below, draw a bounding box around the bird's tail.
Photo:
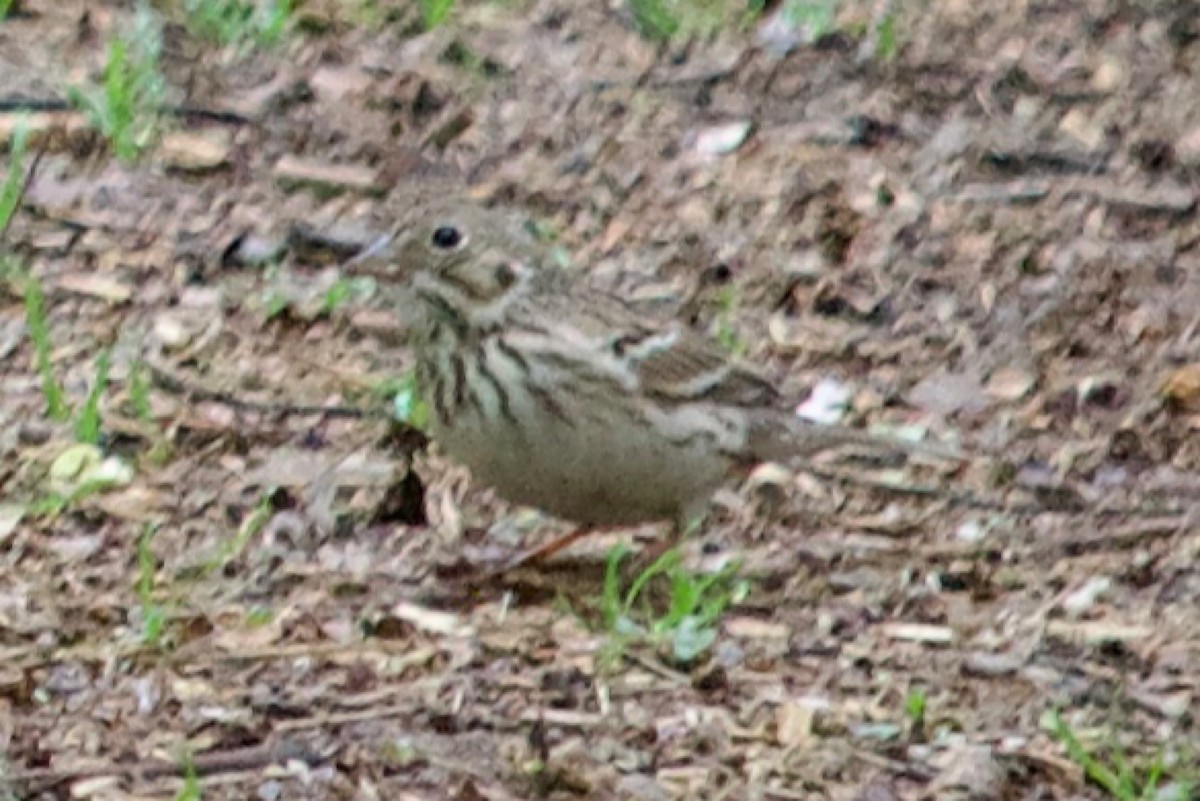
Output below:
[747,411,965,465]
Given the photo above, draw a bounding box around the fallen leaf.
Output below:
[56,272,134,303]
[985,366,1036,401]
[692,121,752,157]
[1060,576,1111,616]
[0,503,24,542]
[214,617,286,652]
[1058,107,1105,151]
[310,65,372,102]
[795,377,851,424]
[776,701,817,748]
[1162,363,1200,411]
[158,130,232,172]
[391,602,475,637]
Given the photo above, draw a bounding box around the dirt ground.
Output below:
[2,0,1200,799]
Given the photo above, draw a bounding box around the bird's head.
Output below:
[357,202,550,335]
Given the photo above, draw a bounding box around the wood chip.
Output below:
[723,617,790,640]
[1045,620,1153,645]
[775,701,816,748]
[391,602,475,637]
[158,130,232,171]
[273,155,381,193]
[880,623,955,644]
[55,273,133,303]
[0,111,65,146]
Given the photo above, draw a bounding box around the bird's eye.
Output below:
[431,225,464,250]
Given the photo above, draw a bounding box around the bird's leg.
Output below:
[633,530,678,567]
[483,515,702,579]
[483,526,597,577]
[629,514,702,569]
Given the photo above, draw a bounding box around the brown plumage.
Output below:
[355,200,958,568]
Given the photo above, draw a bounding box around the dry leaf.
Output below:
[775,701,816,748]
[159,130,232,172]
[1162,363,1200,411]
[391,602,475,637]
[985,366,1036,401]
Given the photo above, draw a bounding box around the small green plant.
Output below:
[184,0,292,47]
[74,349,112,445]
[261,289,290,320]
[626,0,759,40]
[342,0,386,29]
[628,0,680,39]
[175,753,201,801]
[781,0,838,40]
[389,371,430,430]
[22,275,124,443]
[903,686,927,741]
[873,8,898,60]
[128,360,154,424]
[599,545,747,665]
[204,493,274,574]
[28,482,100,518]
[23,275,68,421]
[320,278,353,316]
[0,0,12,21]
[0,116,29,234]
[128,360,173,463]
[320,276,374,317]
[420,0,455,28]
[712,285,746,356]
[1047,711,1194,801]
[136,525,168,646]
[68,4,167,162]
[903,686,927,725]
[244,606,275,627]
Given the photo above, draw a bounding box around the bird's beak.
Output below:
[342,232,393,268]
[341,230,405,284]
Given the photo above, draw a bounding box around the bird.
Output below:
[350,200,960,571]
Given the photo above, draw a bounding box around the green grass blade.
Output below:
[602,544,630,630]
[421,0,456,28]
[75,348,112,444]
[1048,711,1123,796]
[23,275,69,421]
[0,115,28,233]
[622,547,680,617]
[628,0,680,40]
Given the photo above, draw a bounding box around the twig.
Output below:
[0,96,251,125]
[802,464,1196,519]
[5,738,324,787]
[273,703,421,733]
[144,356,391,422]
[1037,515,1186,555]
[848,747,937,781]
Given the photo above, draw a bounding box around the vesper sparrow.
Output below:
[352,201,957,569]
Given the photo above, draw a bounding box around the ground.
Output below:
[1,0,1200,799]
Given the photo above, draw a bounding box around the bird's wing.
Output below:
[617,320,781,408]
[547,285,782,407]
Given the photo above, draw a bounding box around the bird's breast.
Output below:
[417,338,739,527]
